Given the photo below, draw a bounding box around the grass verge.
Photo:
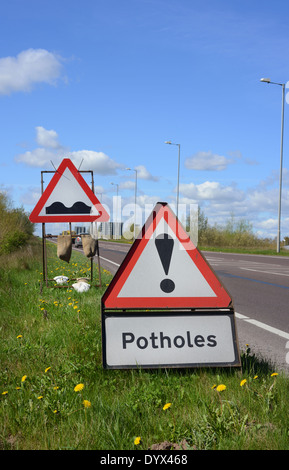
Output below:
[0,240,288,450]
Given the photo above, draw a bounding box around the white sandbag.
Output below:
[53,275,69,284]
[72,281,90,293]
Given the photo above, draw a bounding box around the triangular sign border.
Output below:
[102,202,232,309]
[29,158,110,223]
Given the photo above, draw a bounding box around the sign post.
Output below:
[29,158,109,288]
[101,202,241,369]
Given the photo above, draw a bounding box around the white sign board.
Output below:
[102,311,240,369]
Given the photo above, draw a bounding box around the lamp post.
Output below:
[126,167,137,239]
[260,78,285,253]
[165,140,181,219]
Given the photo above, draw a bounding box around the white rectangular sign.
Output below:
[102,312,240,369]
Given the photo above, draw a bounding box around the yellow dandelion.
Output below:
[73,305,78,309]
[271,372,278,377]
[211,384,217,389]
[2,391,8,395]
[240,379,247,387]
[45,367,51,373]
[37,396,43,400]
[163,402,172,410]
[74,383,84,392]
[253,375,258,380]
[134,436,141,445]
[83,399,91,408]
[17,335,23,339]
[216,384,226,392]
[21,375,27,382]
[16,386,20,390]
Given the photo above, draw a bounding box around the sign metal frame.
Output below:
[30,160,105,289]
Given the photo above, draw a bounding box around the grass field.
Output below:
[0,239,288,450]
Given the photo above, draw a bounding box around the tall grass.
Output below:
[0,242,288,450]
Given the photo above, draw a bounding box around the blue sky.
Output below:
[1,0,289,240]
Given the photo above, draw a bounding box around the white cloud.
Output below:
[0,49,64,95]
[16,147,61,167]
[36,126,62,149]
[185,151,233,171]
[177,176,289,239]
[135,165,159,181]
[15,126,122,175]
[70,150,122,175]
[179,181,244,202]
[256,218,277,230]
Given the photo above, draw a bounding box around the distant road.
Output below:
[96,241,289,373]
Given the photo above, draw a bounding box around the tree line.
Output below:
[188,208,276,250]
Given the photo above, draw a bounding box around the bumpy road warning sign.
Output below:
[29,158,109,223]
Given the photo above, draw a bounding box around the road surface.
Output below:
[96,241,289,373]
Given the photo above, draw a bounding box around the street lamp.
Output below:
[165,140,181,219]
[260,77,285,253]
[126,168,137,239]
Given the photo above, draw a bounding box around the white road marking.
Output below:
[240,267,289,277]
[99,256,121,267]
[235,312,289,340]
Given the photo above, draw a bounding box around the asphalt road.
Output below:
[96,241,289,373]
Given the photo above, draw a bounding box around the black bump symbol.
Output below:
[155,233,175,293]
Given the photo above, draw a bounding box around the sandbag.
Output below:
[82,234,98,258]
[72,281,90,293]
[57,235,72,263]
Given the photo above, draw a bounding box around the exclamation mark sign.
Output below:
[155,233,175,293]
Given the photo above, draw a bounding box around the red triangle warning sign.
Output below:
[29,158,109,223]
[102,202,232,309]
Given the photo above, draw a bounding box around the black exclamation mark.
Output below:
[155,233,175,293]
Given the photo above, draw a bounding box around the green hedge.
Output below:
[0,192,34,256]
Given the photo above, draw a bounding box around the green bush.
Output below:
[0,192,34,256]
